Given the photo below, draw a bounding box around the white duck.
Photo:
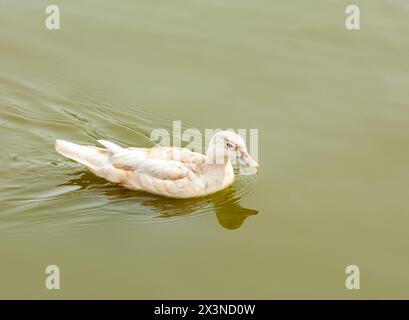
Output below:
[55,131,259,199]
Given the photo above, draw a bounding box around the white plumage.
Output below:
[55,131,259,198]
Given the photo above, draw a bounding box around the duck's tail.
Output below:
[55,140,112,171]
[55,139,131,184]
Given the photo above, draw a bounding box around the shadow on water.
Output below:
[60,171,258,230]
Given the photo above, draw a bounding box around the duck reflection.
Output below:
[60,171,258,230]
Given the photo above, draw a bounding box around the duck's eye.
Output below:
[226,142,234,148]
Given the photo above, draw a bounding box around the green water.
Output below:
[1,0,409,299]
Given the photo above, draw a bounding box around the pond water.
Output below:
[0,0,409,298]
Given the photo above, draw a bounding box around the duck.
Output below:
[55,131,259,199]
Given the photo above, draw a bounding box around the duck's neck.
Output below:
[205,143,229,166]
[205,144,234,187]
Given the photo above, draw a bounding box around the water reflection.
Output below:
[60,171,258,230]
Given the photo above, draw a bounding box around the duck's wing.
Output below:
[110,147,207,180]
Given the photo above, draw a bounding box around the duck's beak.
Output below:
[240,151,259,171]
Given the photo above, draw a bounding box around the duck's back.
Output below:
[56,140,233,198]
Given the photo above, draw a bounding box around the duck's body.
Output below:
[55,131,258,199]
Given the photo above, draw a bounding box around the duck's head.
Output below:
[208,131,259,170]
